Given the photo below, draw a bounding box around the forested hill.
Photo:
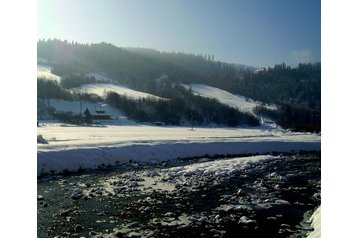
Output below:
[37,39,253,93]
[38,39,321,131]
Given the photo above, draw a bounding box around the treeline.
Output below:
[37,39,253,95]
[60,75,97,89]
[254,105,320,132]
[37,78,72,100]
[106,92,259,127]
[234,63,321,111]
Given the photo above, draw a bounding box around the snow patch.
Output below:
[37,64,62,82]
[75,83,163,99]
[168,155,276,178]
[181,84,277,114]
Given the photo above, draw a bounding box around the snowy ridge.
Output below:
[75,83,163,99]
[37,125,320,176]
[181,84,277,114]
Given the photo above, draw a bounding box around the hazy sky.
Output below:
[38,0,321,67]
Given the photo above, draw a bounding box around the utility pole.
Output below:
[80,101,82,123]
[190,112,194,131]
[79,94,82,124]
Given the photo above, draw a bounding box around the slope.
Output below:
[181,84,277,114]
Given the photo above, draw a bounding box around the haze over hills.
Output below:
[37,39,320,131]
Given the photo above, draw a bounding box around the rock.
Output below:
[313,192,320,200]
[71,192,83,200]
[126,222,140,228]
[111,230,128,238]
[127,181,138,187]
[267,216,277,221]
[37,195,44,201]
[89,231,104,237]
[164,212,175,217]
[275,199,290,205]
[113,186,125,194]
[280,224,290,228]
[37,135,48,144]
[110,179,121,185]
[74,224,84,232]
[238,216,256,224]
[175,203,185,210]
[39,201,48,207]
[71,188,84,199]
[145,170,160,177]
[274,184,281,190]
[58,209,73,217]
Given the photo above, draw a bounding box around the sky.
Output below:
[38,0,320,67]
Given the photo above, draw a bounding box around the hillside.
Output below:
[37,40,320,109]
[37,39,252,94]
[37,39,321,131]
[37,64,61,82]
[181,84,277,114]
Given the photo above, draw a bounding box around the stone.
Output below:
[111,230,128,238]
[58,209,72,217]
[238,216,256,224]
[74,224,84,232]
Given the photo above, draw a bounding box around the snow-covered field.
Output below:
[75,83,163,99]
[37,64,62,82]
[37,124,320,176]
[181,84,277,114]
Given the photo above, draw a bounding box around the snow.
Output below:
[181,84,277,114]
[37,124,320,176]
[75,83,163,99]
[168,155,276,178]
[37,64,62,82]
[307,206,321,238]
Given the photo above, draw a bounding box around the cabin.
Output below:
[84,108,112,120]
